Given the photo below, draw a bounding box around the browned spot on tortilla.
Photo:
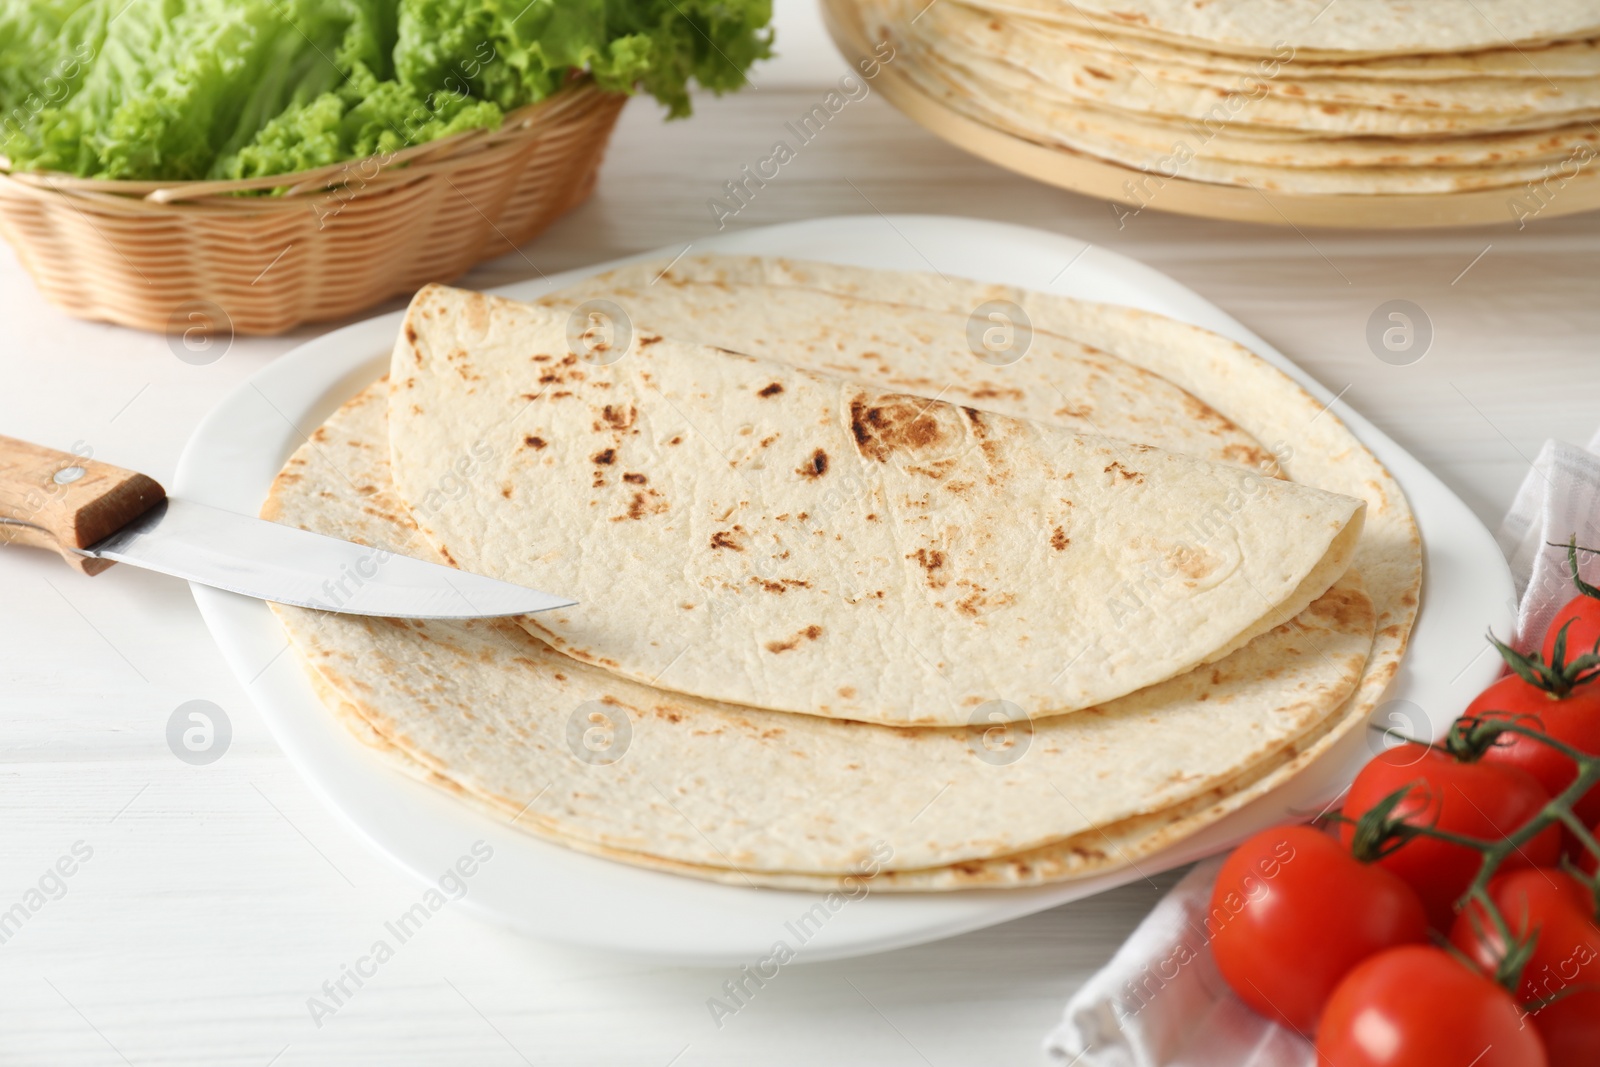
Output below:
[612,490,667,522]
[1171,547,1216,581]
[438,545,457,566]
[640,335,663,346]
[750,577,812,594]
[797,449,828,478]
[758,382,785,397]
[592,448,616,465]
[1221,441,1277,473]
[622,472,647,485]
[404,323,418,347]
[523,435,547,450]
[849,396,947,462]
[764,624,824,654]
[1050,527,1069,550]
[839,686,856,699]
[907,547,948,587]
[1104,461,1144,484]
[1305,584,1373,630]
[710,528,744,551]
[1084,67,1113,80]
[905,458,960,481]
[500,485,513,499]
[596,404,637,433]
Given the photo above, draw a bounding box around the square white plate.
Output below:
[176,215,1511,965]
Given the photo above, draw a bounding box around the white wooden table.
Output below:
[3,4,1598,1063]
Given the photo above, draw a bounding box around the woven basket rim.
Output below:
[0,77,626,205]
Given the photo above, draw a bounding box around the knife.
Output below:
[0,435,573,618]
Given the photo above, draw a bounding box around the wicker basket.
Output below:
[0,81,628,335]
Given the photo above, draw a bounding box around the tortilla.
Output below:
[921,87,1600,172]
[897,48,1600,193]
[961,0,1600,59]
[313,658,1363,890]
[987,17,1600,82]
[268,380,1374,880]
[533,254,1420,864]
[913,4,1600,127]
[387,285,1364,726]
[532,279,1279,469]
[922,4,1600,120]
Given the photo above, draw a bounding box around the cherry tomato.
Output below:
[1467,674,1600,828]
[1340,744,1560,929]
[1544,592,1600,664]
[1208,825,1428,1034]
[1449,869,1600,1067]
[1317,945,1548,1067]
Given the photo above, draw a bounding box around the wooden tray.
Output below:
[823,0,1600,229]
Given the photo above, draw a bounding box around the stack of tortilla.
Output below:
[858,0,1600,194]
[261,256,1420,890]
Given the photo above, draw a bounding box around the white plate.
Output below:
[177,215,1512,965]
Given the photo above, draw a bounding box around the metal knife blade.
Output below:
[83,499,575,619]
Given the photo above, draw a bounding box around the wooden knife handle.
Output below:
[0,435,166,575]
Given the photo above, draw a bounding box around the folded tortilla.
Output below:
[387,284,1364,726]
[530,254,1421,880]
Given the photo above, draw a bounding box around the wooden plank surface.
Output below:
[2,5,1598,1062]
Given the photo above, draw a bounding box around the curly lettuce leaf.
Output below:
[0,0,770,181]
[393,0,773,119]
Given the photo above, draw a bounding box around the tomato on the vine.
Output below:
[1208,825,1427,1034]
[1339,743,1560,929]
[1449,868,1600,1067]
[1464,674,1600,828]
[1541,540,1600,663]
[1545,592,1600,664]
[1316,945,1548,1067]
[1465,624,1600,828]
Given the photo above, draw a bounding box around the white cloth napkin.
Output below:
[1045,430,1600,1066]
[1498,428,1600,654]
[1045,857,1319,1066]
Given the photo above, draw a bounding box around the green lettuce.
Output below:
[0,0,770,181]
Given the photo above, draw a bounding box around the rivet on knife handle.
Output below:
[0,434,167,575]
